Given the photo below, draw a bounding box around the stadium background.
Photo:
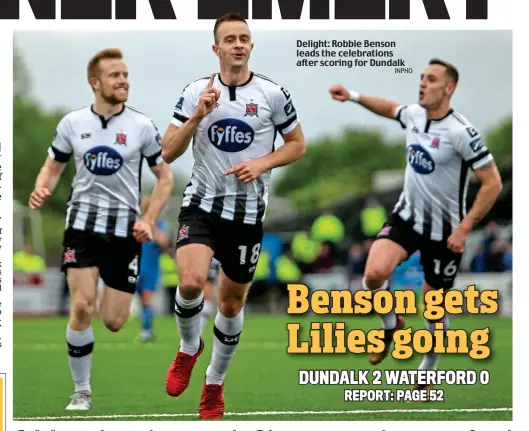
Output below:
[12,31,512,420]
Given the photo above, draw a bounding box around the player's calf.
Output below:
[101,315,127,332]
[99,288,133,333]
[204,273,248,389]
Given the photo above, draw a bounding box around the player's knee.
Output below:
[71,297,94,321]
[218,297,244,318]
[103,316,126,332]
[179,271,207,299]
[364,265,391,288]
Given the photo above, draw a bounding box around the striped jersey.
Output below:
[48,105,164,238]
[171,72,299,225]
[393,104,494,241]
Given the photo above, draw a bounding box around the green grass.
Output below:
[13,313,512,421]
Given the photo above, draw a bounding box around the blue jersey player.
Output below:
[137,196,170,342]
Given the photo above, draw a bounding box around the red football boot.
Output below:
[165,338,204,397]
[199,382,224,419]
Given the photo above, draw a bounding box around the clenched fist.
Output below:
[329,84,351,102]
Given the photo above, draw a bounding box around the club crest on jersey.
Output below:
[431,137,440,149]
[245,103,259,117]
[115,132,127,145]
[407,144,435,174]
[64,248,76,264]
[177,225,189,243]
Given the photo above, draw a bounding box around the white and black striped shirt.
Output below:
[48,105,164,238]
[171,72,299,224]
[393,104,494,241]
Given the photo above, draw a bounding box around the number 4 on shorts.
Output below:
[129,255,139,276]
[433,259,457,277]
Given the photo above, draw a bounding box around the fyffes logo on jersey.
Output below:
[407,144,435,174]
[208,118,255,152]
[84,146,123,175]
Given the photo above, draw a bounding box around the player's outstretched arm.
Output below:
[225,125,306,183]
[29,156,67,210]
[162,74,220,163]
[329,83,400,120]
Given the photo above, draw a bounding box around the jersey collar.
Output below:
[91,104,126,129]
[217,72,254,101]
[424,108,454,133]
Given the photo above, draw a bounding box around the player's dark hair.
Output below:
[213,12,248,44]
[429,58,459,85]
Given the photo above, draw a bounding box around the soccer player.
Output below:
[136,196,171,342]
[28,48,174,410]
[330,58,503,393]
[161,12,306,419]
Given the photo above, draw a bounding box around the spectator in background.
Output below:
[311,211,345,245]
[470,244,486,273]
[485,238,506,272]
[311,241,335,273]
[346,243,366,282]
[360,197,387,240]
[13,243,46,285]
[290,231,320,274]
[13,243,46,274]
[363,239,374,255]
[275,250,302,299]
[482,221,499,259]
